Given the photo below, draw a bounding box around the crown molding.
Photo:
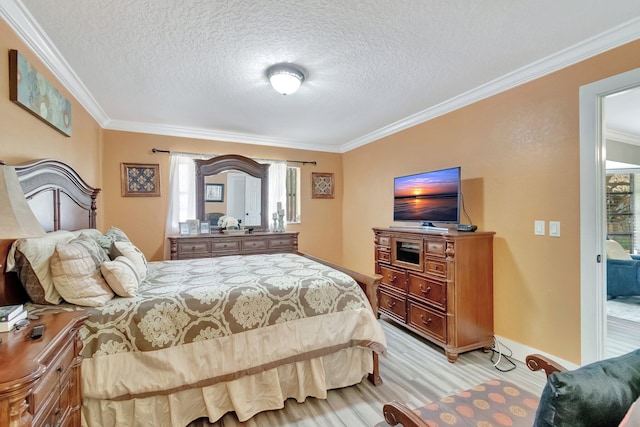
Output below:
[340,16,640,153]
[2,1,639,153]
[0,0,110,126]
[105,120,343,153]
[605,128,640,146]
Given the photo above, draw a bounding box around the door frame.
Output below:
[580,68,640,365]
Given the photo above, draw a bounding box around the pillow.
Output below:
[607,239,632,260]
[534,349,640,427]
[100,256,141,297]
[111,241,147,280]
[9,230,76,304]
[50,234,114,307]
[93,226,132,257]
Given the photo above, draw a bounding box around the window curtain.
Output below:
[265,160,287,229]
[163,152,208,259]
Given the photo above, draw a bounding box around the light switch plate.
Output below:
[534,220,545,236]
[549,221,560,237]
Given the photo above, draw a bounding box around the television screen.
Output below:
[393,167,461,224]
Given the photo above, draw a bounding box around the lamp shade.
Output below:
[267,64,305,95]
[0,163,45,239]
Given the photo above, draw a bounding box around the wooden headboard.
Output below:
[0,159,101,305]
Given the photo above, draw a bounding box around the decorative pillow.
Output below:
[9,230,76,304]
[534,349,640,427]
[100,256,141,297]
[50,234,114,306]
[607,239,632,260]
[93,226,132,257]
[111,241,147,280]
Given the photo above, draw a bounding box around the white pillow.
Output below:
[606,239,632,260]
[101,256,141,297]
[51,235,114,307]
[111,241,148,280]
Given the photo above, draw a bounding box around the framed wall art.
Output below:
[205,183,224,202]
[9,49,72,136]
[312,172,334,199]
[121,163,160,197]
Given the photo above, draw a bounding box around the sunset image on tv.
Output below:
[393,167,460,222]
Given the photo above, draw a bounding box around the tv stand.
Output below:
[373,227,495,362]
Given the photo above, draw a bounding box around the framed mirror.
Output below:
[195,155,270,231]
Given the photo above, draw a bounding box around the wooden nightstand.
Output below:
[0,311,88,427]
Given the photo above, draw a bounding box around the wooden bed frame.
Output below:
[0,158,382,386]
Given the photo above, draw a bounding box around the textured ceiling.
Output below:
[3,1,640,152]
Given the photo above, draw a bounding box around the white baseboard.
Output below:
[494,334,580,371]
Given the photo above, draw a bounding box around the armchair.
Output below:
[606,239,640,298]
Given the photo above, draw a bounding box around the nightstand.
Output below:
[0,311,88,427]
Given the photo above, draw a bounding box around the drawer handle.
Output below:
[387,273,396,282]
[190,246,196,250]
[420,314,433,325]
[386,300,396,308]
[57,366,63,373]
[419,285,432,295]
[54,407,61,415]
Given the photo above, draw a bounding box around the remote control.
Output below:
[29,324,45,340]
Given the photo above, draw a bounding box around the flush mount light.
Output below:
[267,64,305,95]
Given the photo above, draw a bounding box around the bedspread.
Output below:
[71,253,385,401]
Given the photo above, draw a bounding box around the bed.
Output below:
[0,158,386,426]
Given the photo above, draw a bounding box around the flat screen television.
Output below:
[393,166,461,226]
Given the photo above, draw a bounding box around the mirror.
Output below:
[195,155,270,231]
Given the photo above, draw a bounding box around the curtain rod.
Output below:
[151,148,317,166]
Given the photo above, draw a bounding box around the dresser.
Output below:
[0,311,88,427]
[373,227,494,362]
[168,231,299,260]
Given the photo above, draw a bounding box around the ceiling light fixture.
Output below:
[267,64,305,95]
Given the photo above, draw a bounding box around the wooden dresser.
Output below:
[0,311,88,427]
[373,227,494,362]
[168,231,299,260]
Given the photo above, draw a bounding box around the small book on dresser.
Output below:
[0,304,24,322]
[0,305,27,332]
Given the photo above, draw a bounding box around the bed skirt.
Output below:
[82,346,373,427]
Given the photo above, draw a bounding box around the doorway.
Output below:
[580,68,640,365]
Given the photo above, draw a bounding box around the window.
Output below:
[606,173,634,251]
[286,166,301,223]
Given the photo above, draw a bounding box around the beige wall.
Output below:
[101,131,343,263]
[0,19,103,227]
[343,39,640,364]
[4,14,640,364]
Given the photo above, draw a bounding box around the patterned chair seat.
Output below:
[378,379,540,427]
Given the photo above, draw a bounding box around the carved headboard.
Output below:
[0,159,100,305]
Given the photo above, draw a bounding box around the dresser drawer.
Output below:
[212,240,240,251]
[269,237,294,249]
[376,248,390,263]
[30,340,74,413]
[408,274,446,310]
[378,235,391,247]
[242,239,268,251]
[379,265,407,292]
[379,289,406,322]
[425,239,446,257]
[177,241,209,254]
[408,302,446,342]
[425,258,447,279]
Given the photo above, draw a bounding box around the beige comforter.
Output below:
[76,253,386,401]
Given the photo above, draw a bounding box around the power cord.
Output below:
[460,192,474,225]
[490,336,517,372]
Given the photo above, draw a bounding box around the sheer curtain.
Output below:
[163,152,208,259]
[265,160,287,229]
